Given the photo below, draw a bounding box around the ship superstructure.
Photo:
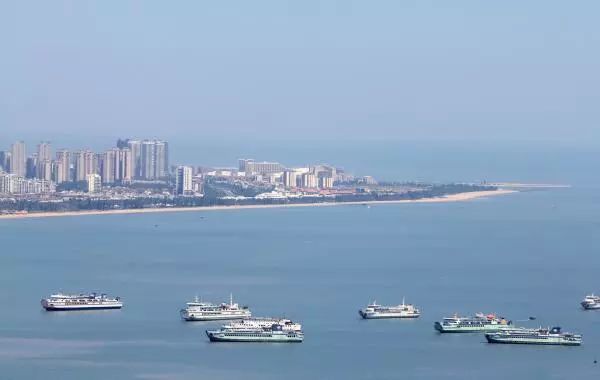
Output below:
[434,313,512,333]
[223,318,302,331]
[180,294,251,321]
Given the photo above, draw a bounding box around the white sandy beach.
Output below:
[0,189,517,220]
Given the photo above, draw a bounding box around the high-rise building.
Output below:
[175,166,193,195]
[301,173,318,188]
[282,170,297,188]
[140,139,169,180]
[86,173,101,193]
[116,148,132,182]
[239,159,253,172]
[0,151,10,172]
[141,140,156,179]
[37,142,51,161]
[74,150,96,182]
[154,140,168,178]
[319,176,334,189]
[126,140,142,179]
[38,160,52,181]
[35,142,52,179]
[10,141,26,177]
[101,149,116,184]
[55,150,71,184]
[26,155,38,178]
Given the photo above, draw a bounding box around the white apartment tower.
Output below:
[10,141,26,177]
[86,173,101,193]
[141,139,169,180]
[283,170,297,188]
[55,150,71,184]
[301,173,318,188]
[75,150,96,182]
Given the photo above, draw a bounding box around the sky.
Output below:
[1,1,599,147]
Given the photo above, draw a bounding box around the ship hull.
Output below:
[206,331,303,343]
[359,310,420,319]
[581,303,600,310]
[485,335,581,346]
[181,312,251,321]
[434,322,511,333]
[43,304,123,311]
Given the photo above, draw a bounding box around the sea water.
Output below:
[0,142,599,379]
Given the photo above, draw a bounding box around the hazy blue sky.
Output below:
[1,1,599,145]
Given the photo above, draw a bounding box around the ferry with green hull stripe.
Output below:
[434,313,512,333]
[486,327,582,346]
[206,324,304,343]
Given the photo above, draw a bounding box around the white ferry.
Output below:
[359,298,420,319]
[434,313,512,333]
[206,325,304,343]
[581,294,600,310]
[486,327,582,346]
[180,294,251,321]
[223,318,302,331]
[41,293,123,311]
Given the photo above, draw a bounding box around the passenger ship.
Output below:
[41,293,123,311]
[485,327,582,346]
[359,298,420,319]
[434,313,512,333]
[223,318,302,331]
[581,294,600,310]
[206,325,304,343]
[180,295,251,321]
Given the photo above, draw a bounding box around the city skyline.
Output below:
[0,136,366,197]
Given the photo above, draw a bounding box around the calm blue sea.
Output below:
[0,142,599,379]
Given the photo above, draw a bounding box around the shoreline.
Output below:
[0,189,517,220]
[0,189,518,220]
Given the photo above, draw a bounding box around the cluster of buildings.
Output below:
[237,159,349,189]
[0,139,169,194]
[0,138,377,200]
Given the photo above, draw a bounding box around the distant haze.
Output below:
[1,1,599,144]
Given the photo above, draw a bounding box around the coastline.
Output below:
[0,189,516,220]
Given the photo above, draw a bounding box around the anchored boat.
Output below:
[485,327,582,346]
[180,294,251,321]
[359,298,420,319]
[41,292,123,311]
[434,313,512,333]
[206,324,304,343]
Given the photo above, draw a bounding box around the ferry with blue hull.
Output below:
[435,313,512,333]
[486,327,582,346]
[41,293,123,311]
[206,325,304,343]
